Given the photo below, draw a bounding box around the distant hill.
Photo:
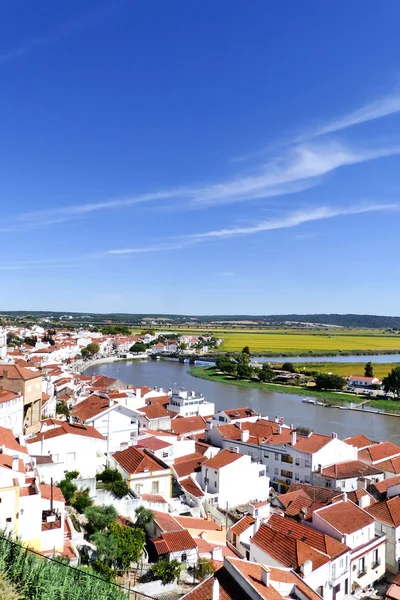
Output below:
[1,311,400,329]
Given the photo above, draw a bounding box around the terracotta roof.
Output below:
[372,474,400,494]
[27,422,105,443]
[359,441,400,463]
[71,394,117,421]
[278,489,310,508]
[0,426,28,453]
[366,496,400,527]
[140,494,167,503]
[344,434,374,449]
[376,457,400,474]
[230,515,255,536]
[348,376,377,383]
[0,455,25,473]
[112,446,169,475]
[139,403,169,420]
[315,499,375,534]
[0,389,21,404]
[219,408,259,420]
[151,510,183,533]
[0,365,41,380]
[146,395,170,406]
[195,441,213,455]
[40,484,65,503]
[288,483,340,504]
[181,566,248,600]
[173,453,208,478]
[267,514,348,558]
[202,449,243,470]
[252,524,330,571]
[152,530,197,554]
[174,516,222,531]
[346,489,376,506]
[293,433,332,454]
[321,460,383,479]
[180,477,205,498]
[136,436,172,451]
[170,416,206,435]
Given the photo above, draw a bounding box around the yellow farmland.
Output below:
[219,332,400,354]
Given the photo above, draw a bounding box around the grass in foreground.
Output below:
[188,366,363,404]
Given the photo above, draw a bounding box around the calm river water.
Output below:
[84,360,400,444]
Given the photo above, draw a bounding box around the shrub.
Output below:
[65,470,80,481]
[84,505,117,534]
[97,468,122,484]
[282,362,296,373]
[59,479,77,504]
[105,480,129,499]
[72,490,92,513]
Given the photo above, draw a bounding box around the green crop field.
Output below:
[291,362,397,380]
[218,332,400,355]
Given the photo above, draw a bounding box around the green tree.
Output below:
[242,346,250,355]
[81,347,89,358]
[282,362,296,373]
[86,343,100,356]
[91,531,118,566]
[315,373,345,390]
[383,366,400,398]
[194,558,216,581]
[97,468,123,483]
[110,522,145,571]
[85,505,117,534]
[259,363,274,382]
[135,506,154,530]
[56,400,70,417]
[237,351,250,365]
[72,490,93,513]
[65,470,80,480]
[130,342,146,353]
[364,362,374,377]
[179,342,188,350]
[237,363,253,379]
[150,559,181,585]
[59,479,77,504]
[106,479,129,499]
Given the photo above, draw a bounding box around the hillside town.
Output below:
[0,325,400,599]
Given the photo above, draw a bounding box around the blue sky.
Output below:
[1,1,400,315]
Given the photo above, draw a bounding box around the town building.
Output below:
[0,365,43,430]
[366,496,400,573]
[167,388,214,418]
[110,446,172,499]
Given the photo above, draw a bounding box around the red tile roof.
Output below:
[180,477,205,498]
[315,499,374,534]
[293,433,332,454]
[376,457,400,474]
[0,426,28,453]
[344,434,374,449]
[202,449,243,470]
[359,441,400,463]
[170,416,206,435]
[372,474,400,494]
[174,516,222,531]
[112,446,169,475]
[230,515,255,536]
[71,394,116,421]
[321,460,383,479]
[139,403,169,420]
[366,496,400,527]
[173,453,208,478]
[252,524,330,571]
[181,566,247,600]
[152,530,197,554]
[151,510,183,533]
[40,483,65,503]
[219,408,259,420]
[27,422,105,443]
[0,365,41,380]
[140,494,167,504]
[0,389,21,404]
[137,437,172,451]
[267,514,348,558]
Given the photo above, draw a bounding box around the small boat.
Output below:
[302,398,316,404]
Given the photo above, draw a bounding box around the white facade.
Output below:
[74,403,139,452]
[0,328,7,361]
[0,391,24,435]
[167,389,214,418]
[110,455,172,499]
[201,453,269,509]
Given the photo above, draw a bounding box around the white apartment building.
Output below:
[312,460,385,492]
[0,389,24,435]
[167,388,214,417]
[311,497,386,592]
[200,449,269,509]
[366,496,400,574]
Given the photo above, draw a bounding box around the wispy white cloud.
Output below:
[185,203,397,239]
[0,5,116,66]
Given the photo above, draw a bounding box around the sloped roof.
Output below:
[230,515,255,536]
[174,516,222,531]
[27,422,105,443]
[359,441,400,463]
[372,474,400,494]
[173,453,208,478]
[137,437,172,451]
[170,416,206,435]
[40,483,65,503]
[0,426,28,453]
[0,364,40,380]
[112,446,169,475]
[180,477,205,498]
[202,449,243,470]
[315,499,374,534]
[139,403,169,420]
[71,394,117,421]
[376,457,400,474]
[344,434,374,449]
[366,496,400,527]
[321,460,383,479]
[152,530,197,554]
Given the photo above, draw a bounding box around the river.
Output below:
[83,360,400,444]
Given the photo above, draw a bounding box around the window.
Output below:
[275,454,279,461]
[218,416,225,422]
[6,518,11,523]
[181,553,187,562]
[214,481,217,488]
[295,473,299,481]
[305,475,310,483]
[281,470,293,479]
[259,470,265,477]
[281,455,293,464]
[66,452,76,461]
[130,418,136,424]
[35,383,40,389]
[358,557,366,576]
[265,465,269,473]
[152,481,159,494]
[326,480,331,488]
[381,524,387,534]
[274,468,279,475]
[162,452,169,458]
[372,549,380,568]
[305,460,311,468]
[27,385,32,392]
[214,471,217,475]
[295,458,300,466]
[264,452,269,459]
[135,484,141,493]
[339,558,343,569]
[341,481,345,488]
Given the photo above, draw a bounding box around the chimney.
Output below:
[274,416,279,423]
[12,455,19,472]
[136,388,141,399]
[359,494,371,509]
[290,423,294,430]
[343,492,348,502]
[278,424,282,434]
[300,560,313,577]
[206,512,211,521]
[241,430,250,443]
[91,375,95,384]
[261,566,270,587]
[291,430,297,446]
[212,577,220,600]
[332,432,337,439]
[109,397,113,408]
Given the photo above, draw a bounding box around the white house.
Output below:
[110,446,172,499]
[0,389,24,435]
[167,389,214,418]
[70,392,139,452]
[311,497,386,592]
[347,376,381,388]
[26,421,106,478]
[366,496,400,574]
[210,407,259,426]
[151,529,198,567]
[312,460,385,492]
[200,449,269,509]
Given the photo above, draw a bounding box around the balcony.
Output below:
[372,559,381,569]
[357,570,367,578]
[281,455,293,464]
[41,510,61,531]
[281,469,293,479]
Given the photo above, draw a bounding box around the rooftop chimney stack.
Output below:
[212,577,220,600]
[12,456,19,472]
[343,492,348,502]
[278,424,282,434]
[261,566,271,587]
[291,430,297,446]
[332,432,337,439]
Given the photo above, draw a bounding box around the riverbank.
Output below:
[188,366,363,404]
[73,353,148,374]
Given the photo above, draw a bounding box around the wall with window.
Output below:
[119,467,172,499]
[373,520,399,574]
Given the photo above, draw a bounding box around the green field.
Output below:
[218,331,400,355]
[290,361,398,380]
